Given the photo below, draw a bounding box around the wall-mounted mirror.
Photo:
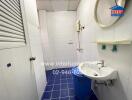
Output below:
[94,0,126,28]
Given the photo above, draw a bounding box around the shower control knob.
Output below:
[30,57,36,61]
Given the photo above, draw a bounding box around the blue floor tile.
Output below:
[61,79,67,83]
[60,97,69,100]
[60,90,68,97]
[61,84,68,90]
[42,92,51,99]
[53,84,60,90]
[67,79,73,84]
[51,98,59,100]
[66,74,73,78]
[68,89,75,96]
[68,84,74,89]
[47,80,54,86]
[55,75,61,79]
[69,96,76,100]
[47,77,55,82]
[54,78,60,81]
[47,73,55,80]
[51,91,60,98]
[42,99,50,100]
[54,79,60,84]
[43,68,76,100]
[45,85,53,91]
[61,75,67,79]
[46,71,54,79]
[46,70,52,76]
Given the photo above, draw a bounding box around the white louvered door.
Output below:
[0,0,39,100]
[0,0,26,49]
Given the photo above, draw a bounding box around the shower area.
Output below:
[39,11,81,100]
[39,11,78,70]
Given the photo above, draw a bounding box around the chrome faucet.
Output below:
[97,60,104,67]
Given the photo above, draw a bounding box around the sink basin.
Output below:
[78,62,118,81]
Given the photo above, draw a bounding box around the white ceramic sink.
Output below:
[78,62,118,81]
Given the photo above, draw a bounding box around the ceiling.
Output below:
[36,0,80,11]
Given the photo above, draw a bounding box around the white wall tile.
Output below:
[39,11,78,70]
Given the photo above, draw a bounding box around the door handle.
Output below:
[7,63,12,68]
[30,57,36,61]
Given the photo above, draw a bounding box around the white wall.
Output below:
[39,10,55,67]
[77,0,132,100]
[39,11,78,70]
[77,0,99,62]
[0,0,42,100]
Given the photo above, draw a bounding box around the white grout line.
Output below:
[45,69,75,100]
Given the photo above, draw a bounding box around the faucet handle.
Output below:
[97,60,103,64]
[97,60,104,67]
[101,60,104,63]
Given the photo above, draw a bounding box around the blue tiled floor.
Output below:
[42,68,75,100]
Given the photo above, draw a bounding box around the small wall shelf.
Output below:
[96,40,132,45]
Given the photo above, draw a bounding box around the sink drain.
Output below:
[94,73,98,76]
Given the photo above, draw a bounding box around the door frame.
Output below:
[20,0,39,98]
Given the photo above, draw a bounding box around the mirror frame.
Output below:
[94,0,126,28]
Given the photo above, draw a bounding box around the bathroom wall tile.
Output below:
[42,11,78,70]
[127,64,132,100]
[97,45,132,100]
[115,1,132,40]
[77,43,99,62]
